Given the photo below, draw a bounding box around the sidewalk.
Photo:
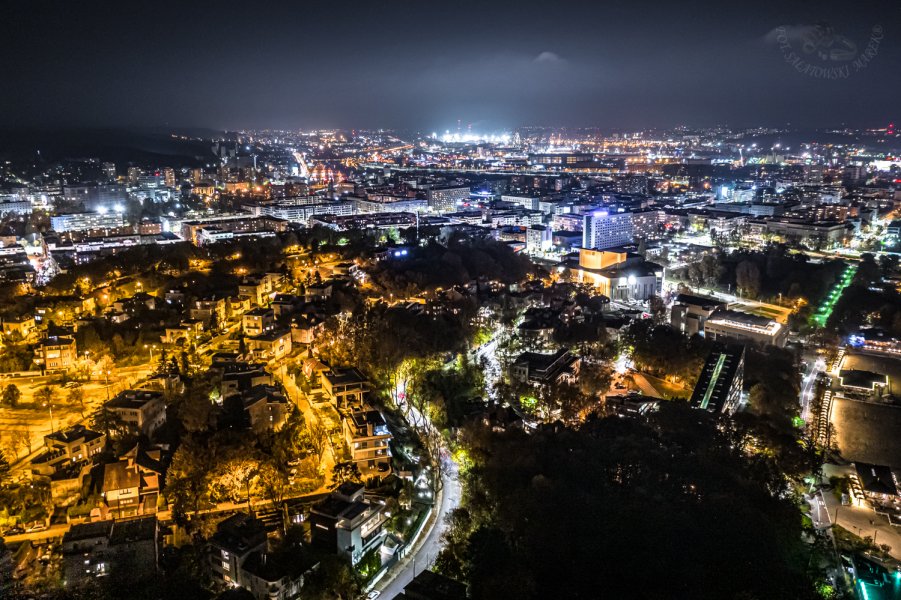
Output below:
[370,468,447,594]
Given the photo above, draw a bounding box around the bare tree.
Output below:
[68,388,87,419]
[307,419,329,467]
[12,428,32,457]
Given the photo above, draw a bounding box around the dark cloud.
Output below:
[0,0,897,131]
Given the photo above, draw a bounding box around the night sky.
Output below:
[1,0,898,131]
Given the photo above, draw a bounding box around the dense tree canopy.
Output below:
[437,403,820,600]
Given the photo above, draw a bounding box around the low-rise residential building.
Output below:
[271,293,304,319]
[238,273,283,306]
[44,424,105,463]
[343,408,392,476]
[322,367,370,408]
[106,389,167,437]
[243,307,275,336]
[161,319,204,345]
[511,348,581,386]
[290,316,323,345]
[2,314,35,340]
[209,513,318,599]
[36,336,77,372]
[309,482,387,565]
[209,512,268,588]
[190,297,227,326]
[62,517,159,586]
[242,385,291,433]
[246,328,292,361]
[239,547,318,600]
[100,446,163,518]
[219,361,273,398]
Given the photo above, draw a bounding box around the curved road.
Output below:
[375,455,461,599]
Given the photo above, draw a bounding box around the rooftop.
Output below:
[673,293,726,310]
[108,516,157,545]
[839,369,888,390]
[690,344,745,414]
[45,424,103,446]
[854,462,898,496]
[323,367,369,387]
[211,513,267,554]
[107,389,164,410]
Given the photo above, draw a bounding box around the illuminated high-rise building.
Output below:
[127,166,142,185]
[163,167,176,188]
[582,210,633,249]
[101,162,117,181]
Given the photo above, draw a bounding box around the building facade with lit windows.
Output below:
[309,483,387,565]
[106,390,167,437]
[582,210,634,249]
[573,248,662,302]
[342,408,392,476]
[427,185,471,213]
[37,336,77,372]
[703,309,787,348]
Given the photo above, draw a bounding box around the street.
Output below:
[2,363,153,471]
[800,355,826,421]
[375,456,461,598]
[819,464,901,561]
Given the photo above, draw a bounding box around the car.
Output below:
[6,526,24,535]
[26,523,47,533]
[366,591,381,600]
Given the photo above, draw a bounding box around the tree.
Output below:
[2,383,20,408]
[90,404,128,439]
[11,428,31,456]
[67,387,87,419]
[332,462,361,486]
[636,238,648,257]
[216,455,260,507]
[0,450,11,488]
[736,260,761,298]
[441,404,820,600]
[306,419,329,467]
[303,555,361,600]
[35,386,54,407]
[178,379,218,433]
[166,438,216,527]
[699,254,724,288]
[647,295,667,323]
[578,360,613,399]
[258,460,289,507]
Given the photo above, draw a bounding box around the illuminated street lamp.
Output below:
[42,399,54,434]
